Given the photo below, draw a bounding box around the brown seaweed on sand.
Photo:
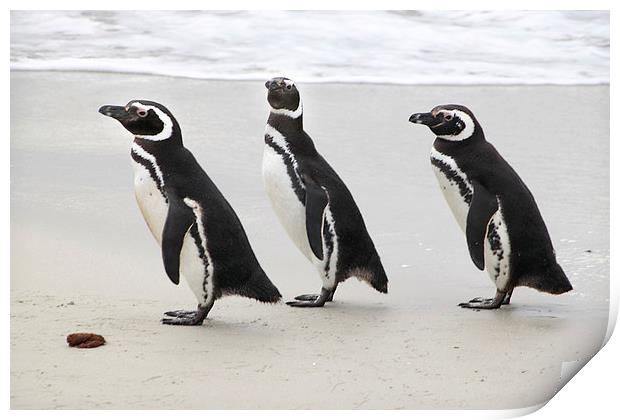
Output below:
[66,333,105,348]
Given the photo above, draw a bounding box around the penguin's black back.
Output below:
[137,138,281,302]
[434,138,572,294]
[305,151,383,281]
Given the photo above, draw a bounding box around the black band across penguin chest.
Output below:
[264,132,306,204]
[430,154,473,205]
[429,146,475,233]
[131,148,168,202]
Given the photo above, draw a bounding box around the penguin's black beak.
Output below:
[409,112,441,127]
[98,105,128,121]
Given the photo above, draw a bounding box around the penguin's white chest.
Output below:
[131,159,213,305]
[430,147,472,232]
[132,161,168,243]
[430,147,511,289]
[262,143,313,261]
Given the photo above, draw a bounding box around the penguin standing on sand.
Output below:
[99,100,281,325]
[409,104,572,309]
[262,77,388,307]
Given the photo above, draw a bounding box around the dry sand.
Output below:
[10,71,609,409]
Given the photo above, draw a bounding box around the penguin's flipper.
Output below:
[162,195,196,285]
[302,174,328,260]
[466,181,498,270]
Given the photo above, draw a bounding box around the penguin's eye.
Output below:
[286,85,292,90]
[444,114,453,121]
[137,109,148,118]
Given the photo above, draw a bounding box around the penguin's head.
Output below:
[409,104,482,142]
[265,77,302,117]
[98,100,179,141]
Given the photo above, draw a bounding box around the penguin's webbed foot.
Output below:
[458,291,506,310]
[294,294,321,301]
[466,297,494,304]
[286,288,333,308]
[161,316,204,326]
[163,309,197,318]
[458,300,501,310]
[294,292,334,302]
[161,305,211,326]
[286,299,327,307]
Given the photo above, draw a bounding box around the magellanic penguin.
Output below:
[99,100,281,325]
[262,77,388,307]
[408,105,572,309]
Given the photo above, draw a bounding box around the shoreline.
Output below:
[9,69,610,88]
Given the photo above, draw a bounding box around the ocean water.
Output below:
[10,10,609,85]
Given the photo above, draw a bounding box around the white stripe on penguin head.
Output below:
[270,101,303,118]
[437,110,476,142]
[130,101,174,141]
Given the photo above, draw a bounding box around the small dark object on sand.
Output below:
[66,333,105,348]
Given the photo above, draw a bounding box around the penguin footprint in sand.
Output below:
[99,100,281,325]
[409,104,572,309]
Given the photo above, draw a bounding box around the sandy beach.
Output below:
[10,71,609,409]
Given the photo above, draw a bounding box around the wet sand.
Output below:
[10,71,609,409]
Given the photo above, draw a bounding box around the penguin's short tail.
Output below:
[519,263,573,295]
[370,256,389,294]
[238,270,282,303]
[350,253,389,294]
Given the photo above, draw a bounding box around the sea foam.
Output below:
[10,10,609,85]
